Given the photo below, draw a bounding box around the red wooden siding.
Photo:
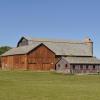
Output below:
[27,45,55,71]
[1,55,27,70]
[1,44,55,71]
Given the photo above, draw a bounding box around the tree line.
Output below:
[0,46,12,55]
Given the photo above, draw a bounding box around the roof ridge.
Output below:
[22,36,85,44]
[31,39,84,44]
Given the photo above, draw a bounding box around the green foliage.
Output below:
[0,46,12,55]
[0,71,100,100]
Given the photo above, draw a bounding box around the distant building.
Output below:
[1,36,100,74]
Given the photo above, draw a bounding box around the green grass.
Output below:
[0,71,100,100]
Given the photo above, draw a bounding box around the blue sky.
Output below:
[0,0,100,58]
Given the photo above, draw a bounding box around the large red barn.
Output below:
[1,36,100,74]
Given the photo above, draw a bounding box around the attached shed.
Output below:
[56,57,71,74]
[56,57,100,74]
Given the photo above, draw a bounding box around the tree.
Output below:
[0,46,12,55]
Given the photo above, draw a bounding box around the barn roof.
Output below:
[1,36,93,56]
[1,43,41,56]
[63,57,100,64]
[31,38,83,43]
[1,40,92,57]
[28,37,93,56]
[2,41,92,57]
[20,36,91,44]
[43,42,91,56]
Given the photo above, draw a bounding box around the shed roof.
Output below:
[63,57,100,64]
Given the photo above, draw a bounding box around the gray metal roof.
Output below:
[2,39,92,56]
[63,57,100,64]
[29,41,92,56]
[43,42,92,56]
[27,37,93,56]
[1,43,40,56]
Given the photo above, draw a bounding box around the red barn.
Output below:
[1,43,55,71]
[1,36,100,74]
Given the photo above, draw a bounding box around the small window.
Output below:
[93,65,95,69]
[73,65,75,69]
[80,65,83,70]
[58,64,60,67]
[86,65,88,69]
[65,64,67,68]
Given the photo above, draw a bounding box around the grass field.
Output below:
[0,71,100,100]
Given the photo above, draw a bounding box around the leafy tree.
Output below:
[0,46,12,55]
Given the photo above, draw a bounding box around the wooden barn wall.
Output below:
[13,55,27,70]
[27,45,55,71]
[1,56,13,70]
[1,55,27,70]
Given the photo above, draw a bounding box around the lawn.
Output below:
[0,71,100,100]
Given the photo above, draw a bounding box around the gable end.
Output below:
[27,43,56,55]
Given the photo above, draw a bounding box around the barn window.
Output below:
[80,65,83,70]
[86,65,88,69]
[58,64,60,67]
[93,65,95,70]
[65,64,67,68]
[73,65,75,69]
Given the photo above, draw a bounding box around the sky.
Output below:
[0,0,100,58]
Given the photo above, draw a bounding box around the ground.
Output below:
[0,71,100,100]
